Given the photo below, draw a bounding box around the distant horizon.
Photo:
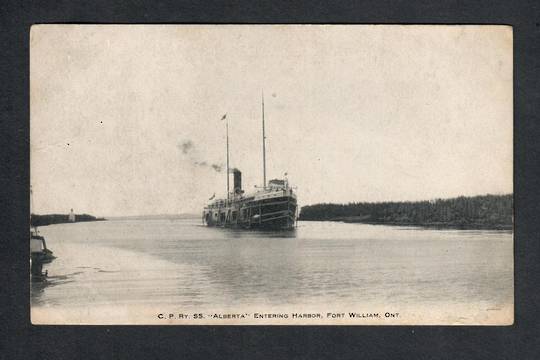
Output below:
[31,192,513,218]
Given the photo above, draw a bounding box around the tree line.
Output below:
[31,213,105,227]
[299,194,513,229]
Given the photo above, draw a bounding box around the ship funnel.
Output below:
[233,169,242,194]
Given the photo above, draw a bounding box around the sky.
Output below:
[30,25,513,217]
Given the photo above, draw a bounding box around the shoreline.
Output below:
[298,218,513,231]
[31,214,106,227]
[34,219,107,227]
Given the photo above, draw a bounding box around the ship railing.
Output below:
[259,212,296,223]
[259,209,294,218]
[243,199,293,210]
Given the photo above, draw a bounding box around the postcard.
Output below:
[30,25,513,325]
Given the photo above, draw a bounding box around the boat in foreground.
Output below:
[30,228,55,280]
[30,186,56,281]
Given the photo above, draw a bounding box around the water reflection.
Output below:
[31,272,76,306]
[194,224,298,239]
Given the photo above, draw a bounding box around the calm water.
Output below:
[31,218,513,322]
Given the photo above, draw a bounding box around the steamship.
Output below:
[202,95,298,230]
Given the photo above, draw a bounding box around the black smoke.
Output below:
[178,139,223,173]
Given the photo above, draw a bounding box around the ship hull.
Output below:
[203,193,297,230]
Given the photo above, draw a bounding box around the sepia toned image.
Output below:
[30,24,513,325]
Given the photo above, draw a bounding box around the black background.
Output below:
[1,1,539,359]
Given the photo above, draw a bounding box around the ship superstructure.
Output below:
[202,94,297,230]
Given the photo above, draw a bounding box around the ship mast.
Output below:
[262,91,267,188]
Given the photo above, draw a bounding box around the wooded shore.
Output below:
[30,213,106,227]
[299,194,513,230]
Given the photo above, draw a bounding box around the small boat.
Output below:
[30,185,55,280]
[30,228,55,281]
[30,228,56,264]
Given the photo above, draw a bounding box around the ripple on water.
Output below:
[32,219,513,312]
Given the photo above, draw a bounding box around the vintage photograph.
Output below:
[30,25,513,325]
